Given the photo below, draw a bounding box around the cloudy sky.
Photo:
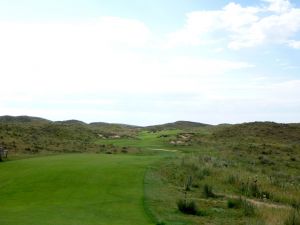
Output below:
[0,0,299,125]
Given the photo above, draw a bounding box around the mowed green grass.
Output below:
[96,130,181,149]
[0,154,157,225]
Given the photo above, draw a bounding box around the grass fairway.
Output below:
[0,154,157,225]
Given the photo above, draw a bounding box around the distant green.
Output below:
[95,130,181,149]
[0,154,157,225]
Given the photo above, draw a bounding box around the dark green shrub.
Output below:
[156,222,166,225]
[249,182,260,198]
[202,168,211,176]
[196,168,210,180]
[227,197,242,209]
[192,183,200,188]
[121,148,128,153]
[291,199,300,211]
[177,199,198,215]
[203,184,216,198]
[290,157,297,162]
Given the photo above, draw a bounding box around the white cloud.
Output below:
[288,40,300,49]
[165,3,260,48]
[166,0,300,50]
[0,14,298,124]
[0,17,151,94]
[229,7,300,49]
[0,18,252,97]
[0,16,254,124]
[222,3,261,32]
[96,16,151,47]
[262,0,292,13]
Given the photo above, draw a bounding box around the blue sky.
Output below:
[0,0,299,125]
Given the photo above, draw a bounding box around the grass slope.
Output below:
[0,154,157,225]
[143,123,300,225]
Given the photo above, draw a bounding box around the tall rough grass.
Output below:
[284,210,300,225]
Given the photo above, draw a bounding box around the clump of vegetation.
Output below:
[156,221,166,225]
[227,197,243,209]
[258,155,274,165]
[291,199,300,211]
[284,210,300,225]
[203,184,216,198]
[237,179,271,200]
[184,175,193,192]
[196,167,211,180]
[227,197,256,216]
[177,199,201,215]
[227,174,240,185]
[177,175,204,216]
[121,147,128,153]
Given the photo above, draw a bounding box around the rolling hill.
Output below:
[145,120,210,131]
[0,115,299,224]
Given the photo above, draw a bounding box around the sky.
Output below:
[0,0,300,125]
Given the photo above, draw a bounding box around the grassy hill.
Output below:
[145,121,209,131]
[212,121,300,144]
[0,115,50,123]
[144,122,300,225]
[0,115,299,224]
[0,116,140,155]
[0,117,99,154]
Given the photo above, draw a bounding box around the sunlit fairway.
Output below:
[0,154,158,225]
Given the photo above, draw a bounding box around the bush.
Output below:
[227,198,256,216]
[290,157,297,162]
[284,210,300,225]
[291,199,300,211]
[196,168,210,180]
[177,199,198,215]
[156,222,166,225]
[238,180,271,200]
[249,182,261,198]
[203,184,216,198]
[227,197,242,209]
[202,168,211,176]
[121,148,128,153]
